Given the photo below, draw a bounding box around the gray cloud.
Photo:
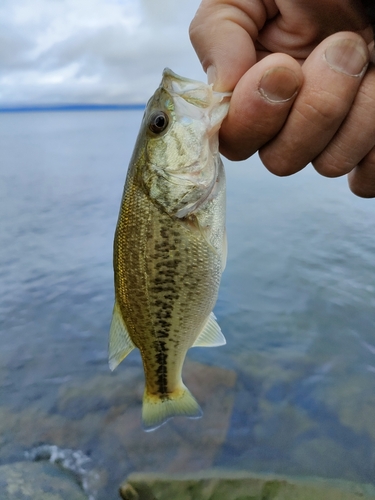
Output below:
[0,0,204,105]
[0,24,36,70]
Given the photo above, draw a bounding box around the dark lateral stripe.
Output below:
[153,340,169,395]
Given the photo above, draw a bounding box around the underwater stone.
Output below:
[119,470,375,500]
[0,461,87,500]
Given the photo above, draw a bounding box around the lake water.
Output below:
[0,109,374,499]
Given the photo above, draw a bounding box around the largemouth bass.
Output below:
[109,68,231,431]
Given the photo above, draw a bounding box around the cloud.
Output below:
[0,0,204,105]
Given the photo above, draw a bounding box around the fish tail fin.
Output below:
[142,384,202,432]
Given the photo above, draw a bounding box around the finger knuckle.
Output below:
[298,90,345,129]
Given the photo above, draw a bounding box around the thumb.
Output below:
[189,0,265,91]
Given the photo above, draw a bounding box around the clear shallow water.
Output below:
[0,110,374,498]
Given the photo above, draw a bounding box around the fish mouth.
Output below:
[161,68,231,133]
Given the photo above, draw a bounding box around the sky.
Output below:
[0,0,204,106]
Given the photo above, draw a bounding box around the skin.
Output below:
[189,0,375,197]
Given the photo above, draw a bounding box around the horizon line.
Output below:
[0,103,146,113]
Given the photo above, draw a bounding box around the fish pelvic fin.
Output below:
[108,300,136,371]
[192,312,226,348]
[142,384,202,432]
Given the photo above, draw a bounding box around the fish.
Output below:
[108,68,231,431]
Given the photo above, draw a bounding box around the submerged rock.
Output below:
[0,461,87,500]
[119,470,375,500]
[27,444,101,500]
[0,359,236,499]
[101,359,237,474]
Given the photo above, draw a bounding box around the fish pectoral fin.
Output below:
[192,312,226,348]
[108,300,136,371]
[180,214,218,253]
[142,384,202,432]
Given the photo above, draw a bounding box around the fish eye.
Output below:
[149,111,169,134]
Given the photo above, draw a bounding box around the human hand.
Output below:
[190,0,375,197]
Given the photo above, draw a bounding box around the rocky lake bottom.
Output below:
[1,110,374,499]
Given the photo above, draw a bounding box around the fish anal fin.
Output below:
[192,312,226,348]
[142,384,202,432]
[108,300,136,371]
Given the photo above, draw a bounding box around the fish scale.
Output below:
[109,68,230,431]
[115,184,220,393]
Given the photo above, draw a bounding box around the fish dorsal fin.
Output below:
[108,300,136,371]
[192,312,226,348]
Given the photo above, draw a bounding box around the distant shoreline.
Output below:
[0,103,146,113]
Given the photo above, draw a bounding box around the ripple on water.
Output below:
[1,110,375,498]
